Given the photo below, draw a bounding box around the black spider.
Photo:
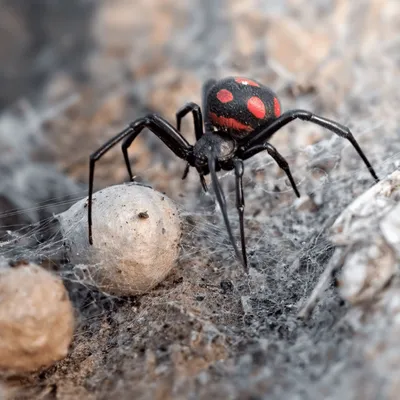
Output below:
[88,76,379,272]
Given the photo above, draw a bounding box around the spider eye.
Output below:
[195,156,207,168]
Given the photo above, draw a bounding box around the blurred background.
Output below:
[0,1,399,398]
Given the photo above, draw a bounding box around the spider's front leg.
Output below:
[233,158,248,272]
[207,152,246,271]
[88,114,193,244]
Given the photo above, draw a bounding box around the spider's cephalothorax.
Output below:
[206,77,281,139]
[88,76,379,273]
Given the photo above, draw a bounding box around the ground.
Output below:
[0,1,399,399]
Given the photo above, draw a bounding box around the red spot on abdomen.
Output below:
[216,89,234,103]
[274,97,281,117]
[210,112,253,132]
[247,97,266,119]
[235,77,260,87]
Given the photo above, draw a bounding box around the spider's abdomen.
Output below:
[207,77,281,139]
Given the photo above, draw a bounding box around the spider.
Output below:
[88,76,379,272]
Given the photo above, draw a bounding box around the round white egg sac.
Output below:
[0,264,74,374]
[58,183,182,296]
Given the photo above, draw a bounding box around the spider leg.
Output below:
[244,110,379,182]
[121,114,193,181]
[89,114,193,244]
[233,158,248,272]
[207,153,245,270]
[89,126,134,244]
[176,102,203,141]
[241,143,300,198]
[200,174,208,192]
[181,163,190,180]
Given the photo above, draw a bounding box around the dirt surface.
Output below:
[0,0,399,399]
